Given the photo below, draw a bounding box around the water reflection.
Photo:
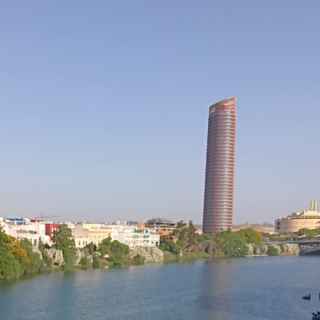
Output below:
[200,259,235,320]
[1,257,318,320]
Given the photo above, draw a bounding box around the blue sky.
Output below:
[1,1,320,223]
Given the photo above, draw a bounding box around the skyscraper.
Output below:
[203,97,237,233]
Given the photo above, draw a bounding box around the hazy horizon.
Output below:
[1,1,320,224]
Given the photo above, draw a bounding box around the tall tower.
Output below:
[203,97,237,233]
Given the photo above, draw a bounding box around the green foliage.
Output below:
[159,225,265,260]
[39,241,53,270]
[160,221,202,257]
[267,245,280,256]
[98,237,130,268]
[92,255,101,269]
[215,231,249,257]
[297,228,320,238]
[84,242,97,255]
[0,229,44,280]
[52,225,76,271]
[237,229,263,245]
[131,254,145,265]
[20,239,43,275]
[196,233,213,242]
[0,246,23,280]
[79,257,91,269]
[159,224,259,259]
[98,237,112,256]
[159,239,180,254]
[175,221,197,250]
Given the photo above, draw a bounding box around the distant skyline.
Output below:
[1,2,320,224]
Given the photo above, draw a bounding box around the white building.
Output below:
[72,223,160,249]
[1,218,50,247]
[110,225,160,248]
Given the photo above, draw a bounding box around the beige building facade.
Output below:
[275,200,320,233]
[72,224,112,248]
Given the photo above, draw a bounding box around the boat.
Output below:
[303,294,311,300]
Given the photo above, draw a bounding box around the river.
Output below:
[0,256,319,320]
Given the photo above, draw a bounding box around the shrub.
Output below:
[0,247,23,280]
[98,237,130,268]
[237,229,263,245]
[215,231,249,257]
[131,254,145,265]
[79,257,91,270]
[0,229,43,280]
[52,225,76,271]
[92,255,101,269]
[267,245,280,256]
[159,239,180,254]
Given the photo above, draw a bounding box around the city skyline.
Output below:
[1,2,320,224]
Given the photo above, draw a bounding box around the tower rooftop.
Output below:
[209,97,236,113]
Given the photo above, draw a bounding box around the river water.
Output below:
[0,256,319,320]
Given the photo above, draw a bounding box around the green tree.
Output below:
[98,237,112,256]
[237,229,263,245]
[215,231,249,257]
[39,240,53,270]
[84,242,97,255]
[79,256,91,269]
[52,225,76,271]
[131,254,145,265]
[174,221,198,251]
[0,229,43,280]
[98,237,129,268]
[267,245,280,256]
[159,238,180,254]
[0,247,23,280]
[92,255,101,269]
[20,239,43,275]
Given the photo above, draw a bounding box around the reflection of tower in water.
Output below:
[200,260,234,320]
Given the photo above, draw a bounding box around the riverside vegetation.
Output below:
[0,225,153,281]
[159,221,298,261]
[0,222,300,281]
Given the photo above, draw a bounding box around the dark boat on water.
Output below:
[303,294,311,300]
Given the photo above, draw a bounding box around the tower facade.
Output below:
[203,97,237,233]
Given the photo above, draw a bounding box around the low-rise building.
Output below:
[72,224,112,248]
[110,225,160,248]
[45,223,61,239]
[1,217,50,247]
[145,218,176,237]
[72,223,160,249]
[275,200,320,233]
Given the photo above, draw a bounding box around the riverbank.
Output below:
[0,224,300,282]
[159,223,300,261]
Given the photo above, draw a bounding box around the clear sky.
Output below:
[1,1,320,224]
